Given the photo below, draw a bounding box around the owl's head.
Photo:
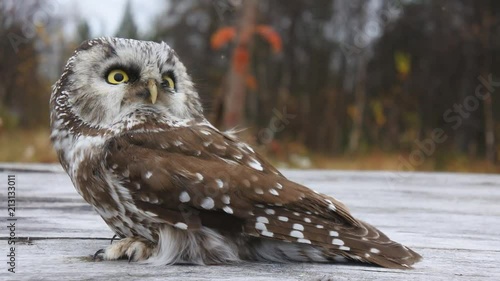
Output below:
[53,37,203,129]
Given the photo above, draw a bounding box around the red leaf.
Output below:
[255,25,282,53]
[210,27,236,50]
[232,46,249,74]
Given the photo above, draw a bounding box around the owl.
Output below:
[50,37,421,268]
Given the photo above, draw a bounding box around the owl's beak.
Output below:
[148,79,158,104]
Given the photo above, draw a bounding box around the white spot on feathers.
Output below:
[221,195,230,204]
[145,171,153,179]
[247,158,263,171]
[242,179,251,187]
[297,239,311,244]
[200,130,211,135]
[254,188,264,194]
[339,246,350,251]
[215,179,224,188]
[245,144,255,153]
[174,222,188,230]
[179,191,190,203]
[370,248,381,254]
[329,231,339,237]
[269,189,279,196]
[304,217,311,223]
[239,143,254,153]
[195,173,204,181]
[200,197,215,209]
[256,216,269,224]
[328,204,336,211]
[316,225,324,229]
[148,196,159,204]
[290,230,304,239]
[278,216,289,222]
[292,224,304,231]
[332,238,344,245]
[145,211,158,217]
[212,143,226,150]
[261,231,274,237]
[275,183,283,189]
[255,222,267,231]
[223,206,233,214]
[265,209,275,215]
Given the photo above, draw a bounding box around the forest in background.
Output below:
[1,0,500,173]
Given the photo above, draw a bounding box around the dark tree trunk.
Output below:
[222,0,258,130]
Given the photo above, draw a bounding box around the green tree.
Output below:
[0,0,50,128]
[115,0,138,39]
[76,19,91,43]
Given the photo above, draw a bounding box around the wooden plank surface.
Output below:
[1,164,499,280]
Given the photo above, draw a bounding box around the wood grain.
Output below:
[1,164,499,280]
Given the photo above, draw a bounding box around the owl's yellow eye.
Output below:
[107,69,129,84]
[162,74,175,89]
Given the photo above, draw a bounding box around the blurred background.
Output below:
[0,0,499,173]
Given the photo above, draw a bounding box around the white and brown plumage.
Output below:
[50,37,421,268]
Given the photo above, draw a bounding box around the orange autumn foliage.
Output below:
[210,27,236,50]
[210,25,282,53]
[233,46,249,73]
[211,25,282,90]
[255,25,282,53]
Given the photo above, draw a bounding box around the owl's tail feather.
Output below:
[348,242,422,269]
[329,220,422,269]
[244,233,421,269]
[245,206,422,269]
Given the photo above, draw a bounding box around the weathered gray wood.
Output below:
[1,164,499,280]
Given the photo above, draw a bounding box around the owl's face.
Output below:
[58,38,203,128]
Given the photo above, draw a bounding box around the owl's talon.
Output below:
[110,234,120,244]
[128,251,135,263]
[93,249,105,261]
[96,237,155,262]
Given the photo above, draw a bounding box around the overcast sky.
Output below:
[58,0,166,36]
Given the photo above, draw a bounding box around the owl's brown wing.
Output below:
[103,124,421,268]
